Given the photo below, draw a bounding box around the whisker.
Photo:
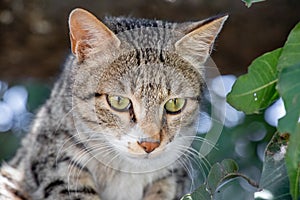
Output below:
[68,143,116,194]
[175,153,195,192]
[56,123,102,160]
[74,145,112,191]
[173,144,211,189]
[178,135,218,150]
[54,103,82,133]
[57,128,108,163]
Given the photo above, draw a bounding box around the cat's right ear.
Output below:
[69,8,120,62]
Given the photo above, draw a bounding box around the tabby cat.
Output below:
[0,8,227,200]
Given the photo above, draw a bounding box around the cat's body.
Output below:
[0,9,227,200]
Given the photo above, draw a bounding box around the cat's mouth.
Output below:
[125,153,167,165]
[128,149,163,159]
[122,144,167,160]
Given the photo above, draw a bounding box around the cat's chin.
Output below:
[120,152,182,173]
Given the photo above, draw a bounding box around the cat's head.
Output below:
[68,8,227,172]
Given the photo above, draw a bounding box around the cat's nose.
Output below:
[137,141,160,153]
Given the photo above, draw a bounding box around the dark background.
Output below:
[1,0,300,81]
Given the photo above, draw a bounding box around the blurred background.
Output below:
[0,0,299,199]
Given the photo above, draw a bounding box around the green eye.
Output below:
[164,98,186,114]
[107,95,131,111]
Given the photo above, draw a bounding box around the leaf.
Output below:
[277,64,300,134]
[285,125,300,200]
[277,21,300,134]
[277,22,300,72]
[276,22,300,200]
[181,185,211,200]
[227,48,281,114]
[207,159,239,193]
[181,159,257,200]
[256,132,292,199]
[278,65,300,199]
[242,0,266,8]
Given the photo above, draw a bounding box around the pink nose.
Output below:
[137,141,160,153]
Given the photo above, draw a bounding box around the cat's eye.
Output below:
[164,98,186,114]
[107,95,131,112]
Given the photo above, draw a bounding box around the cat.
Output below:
[0,8,227,200]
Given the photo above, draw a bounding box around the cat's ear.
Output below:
[69,8,120,62]
[175,15,228,65]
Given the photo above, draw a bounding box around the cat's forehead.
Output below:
[98,50,203,100]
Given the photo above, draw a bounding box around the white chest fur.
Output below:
[93,164,171,200]
[101,173,148,200]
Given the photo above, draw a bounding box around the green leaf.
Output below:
[278,65,300,199]
[242,0,266,8]
[277,22,300,72]
[227,48,281,114]
[277,21,300,134]
[181,185,211,200]
[207,159,239,193]
[276,22,300,200]
[285,125,300,200]
[181,159,257,200]
[256,132,292,199]
[277,64,300,134]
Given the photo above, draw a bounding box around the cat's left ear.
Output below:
[175,15,228,65]
[69,8,121,62]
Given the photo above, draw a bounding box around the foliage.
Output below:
[227,22,300,199]
[242,0,266,8]
[181,159,258,200]
[256,132,291,199]
[277,22,300,199]
[226,48,280,114]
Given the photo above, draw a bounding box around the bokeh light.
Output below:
[209,75,245,128]
[211,75,237,98]
[235,138,253,158]
[264,98,286,127]
[197,111,212,134]
[246,122,267,142]
[3,86,28,115]
[0,102,13,132]
[0,81,33,135]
